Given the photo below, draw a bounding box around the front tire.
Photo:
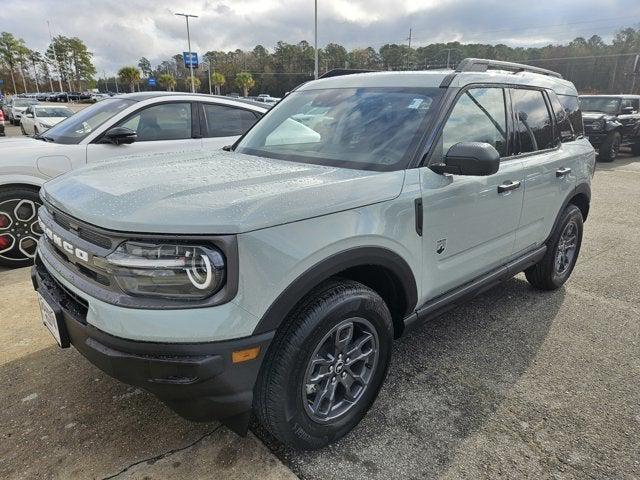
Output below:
[599,131,621,162]
[20,123,26,135]
[631,140,640,156]
[0,186,43,268]
[525,204,583,291]
[255,279,393,449]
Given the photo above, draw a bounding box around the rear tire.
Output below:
[631,140,640,156]
[0,186,43,268]
[525,204,583,291]
[254,279,393,450]
[598,131,621,162]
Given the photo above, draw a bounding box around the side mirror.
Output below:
[430,142,500,176]
[621,106,634,114]
[26,113,34,118]
[101,126,137,145]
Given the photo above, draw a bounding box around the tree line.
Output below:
[3,27,640,97]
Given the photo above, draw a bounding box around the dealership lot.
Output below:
[0,138,639,479]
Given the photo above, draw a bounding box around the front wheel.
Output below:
[525,204,583,290]
[20,123,26,135]
[0,186,43,268]
[254,279,393,449]
[599,131,621,162]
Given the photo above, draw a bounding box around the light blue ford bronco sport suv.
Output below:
[32,59,594,449]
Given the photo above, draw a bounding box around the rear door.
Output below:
[512,88,577,254]
[420,86,525,299]
[85,101,203,162]
[199,102,261,150]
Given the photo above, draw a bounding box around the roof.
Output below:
[111,91,269,109]
[296,68,578,96]
[579,94,640,98]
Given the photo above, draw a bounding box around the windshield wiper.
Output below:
[34,134,55,142]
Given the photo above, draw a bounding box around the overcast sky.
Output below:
[1,0,639,74]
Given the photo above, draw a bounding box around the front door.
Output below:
[420,86,525,301]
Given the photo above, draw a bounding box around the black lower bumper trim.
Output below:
[32,256,274,428]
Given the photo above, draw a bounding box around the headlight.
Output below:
[101,242,226,300]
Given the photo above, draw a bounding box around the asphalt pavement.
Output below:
[0,122,639,479]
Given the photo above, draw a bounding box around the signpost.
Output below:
[148,77,157,87]
[183,52,199,68]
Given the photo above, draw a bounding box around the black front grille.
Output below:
[50,210,112,249]
[36,257,89,321]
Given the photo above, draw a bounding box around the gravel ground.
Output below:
[261,153,640,480]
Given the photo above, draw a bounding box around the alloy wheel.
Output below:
[555,220,578,276]
[0,198,43,263]
[302,318,379,423]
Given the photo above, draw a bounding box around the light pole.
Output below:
[47,21,64,92]
[314,0,318,79]
[175,12,198,93]
[206,60,212,95]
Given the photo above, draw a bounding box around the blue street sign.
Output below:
[183,52,199,68]
[0,79,4,85]
[148,78,156,86]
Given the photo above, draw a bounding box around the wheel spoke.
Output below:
[334,322,354,353]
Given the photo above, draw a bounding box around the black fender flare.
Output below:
[252,246,418,335]
[546,182,591,244]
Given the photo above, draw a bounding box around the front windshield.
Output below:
[42,98,135,144]
[35,107,73,118]
[580,97,621,115]
[14,99,37,107]
[235,87,443,171]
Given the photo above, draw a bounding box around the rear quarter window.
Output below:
[557,94,584,139]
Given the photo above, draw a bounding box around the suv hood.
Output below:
[582,111,615,121]
[42,150,405,234]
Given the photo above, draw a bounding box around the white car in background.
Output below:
[20,105,74,136]
[0,92,267,266]
[7,97,39,125]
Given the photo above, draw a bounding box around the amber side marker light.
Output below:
[232,346,261,363]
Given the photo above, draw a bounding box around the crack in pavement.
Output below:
[101,424,224,479]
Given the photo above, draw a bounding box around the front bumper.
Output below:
[31,256,274,431]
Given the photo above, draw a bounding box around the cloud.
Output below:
[0,0,638,74]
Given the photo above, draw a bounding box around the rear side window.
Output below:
[548,92,574,142]
[511,89,554,153]
[203,104,259,137]
[557,94,584,138]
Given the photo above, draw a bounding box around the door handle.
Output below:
[497,180,521,193]
[556,167,572,177]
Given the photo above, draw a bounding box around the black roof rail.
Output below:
[456,58,562,79]
[319,68,375,79]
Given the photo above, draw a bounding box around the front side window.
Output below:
[43,98,135,144]
[440,87,507,158]
[235,87,443,171]
[203,104,258,137]
[512,89,554,154]
[119,103,192,142]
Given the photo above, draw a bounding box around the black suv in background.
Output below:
[580,95,640,161]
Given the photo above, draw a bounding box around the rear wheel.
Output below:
[0,186,43,268]
[255,279,393,449]
[525,204,583,290]
[631,140,640,156]
[599,131,621,162]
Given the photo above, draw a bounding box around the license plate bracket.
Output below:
[37,290,70,348]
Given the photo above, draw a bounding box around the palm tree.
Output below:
[118,66,141,92]
[211,71,225,95]
[186,75,201,92]
[235,72,255,97]
[158,73,176,91]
